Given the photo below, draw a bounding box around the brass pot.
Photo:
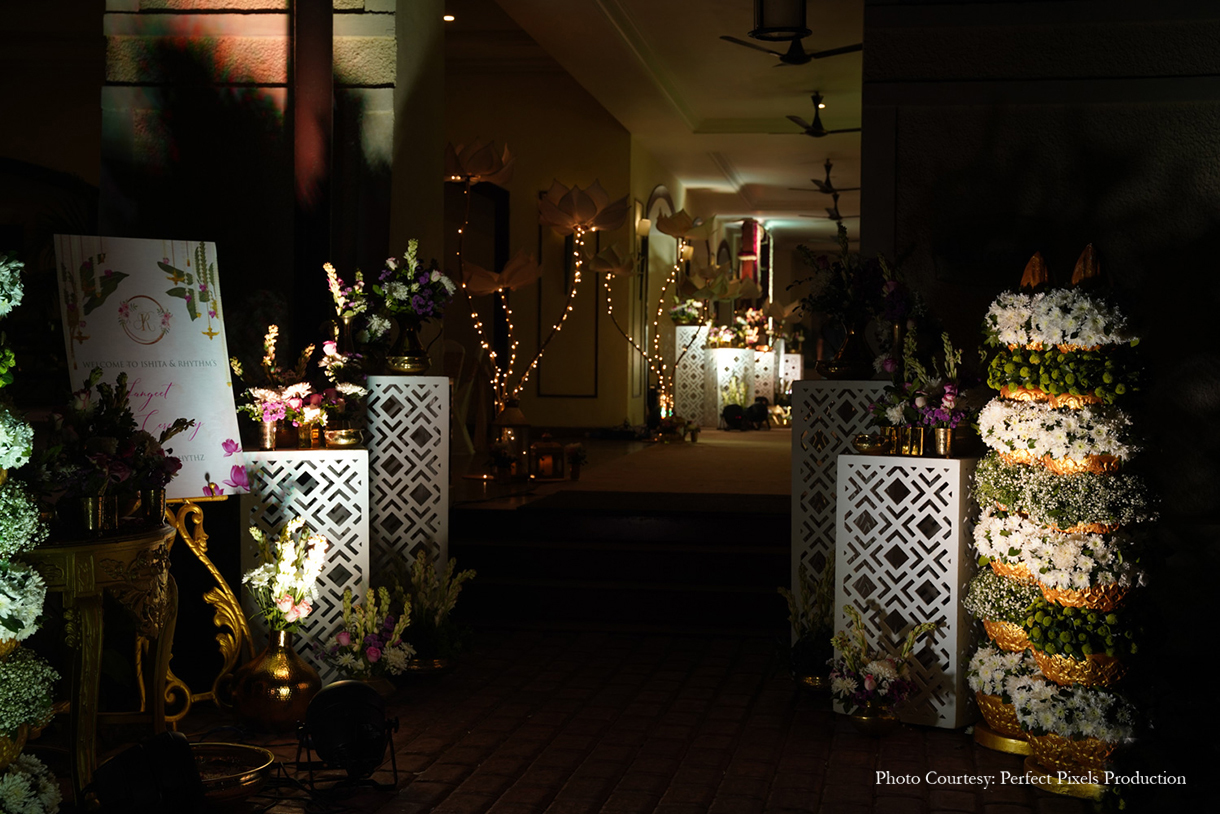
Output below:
[989,560,1036,584]
[297,424,321,449]
[932,427,954,458]
[231,631,321,732]
[897,426,927,456]
[847,700,899,737]
[815,323,874,381]
[78,495,119,535]
[404,656,452,675]
[140,488,167,526]
[259,420,277,451]
[386,317,429,374]
[0,638,15,661]
[0,725,29,771]
[324,428,364,448]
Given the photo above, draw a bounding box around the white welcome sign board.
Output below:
[54,235,247,499]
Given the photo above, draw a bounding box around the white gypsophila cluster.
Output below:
[0,563,45,643]
[984,289,1129,348]
[0,754,61,814]
[385,281,411,302]
[0,407,33,471]
[0,483,47,561]
[978,399,1136,461]
[0,254,24,320]
[0,648,58,735]
[1010,679,1136,742]
[972,507,1142,590]
[967,644,1040,699]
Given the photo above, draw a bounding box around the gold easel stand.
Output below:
[159,497,253,724]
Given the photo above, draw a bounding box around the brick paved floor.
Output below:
[164,629,1091,814]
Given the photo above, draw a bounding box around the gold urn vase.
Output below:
[386,317,429,374]
[231,631,321,732]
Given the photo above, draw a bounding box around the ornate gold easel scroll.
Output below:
[157,496,253,724]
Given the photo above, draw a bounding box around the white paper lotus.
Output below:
[537,180,629,235]
[761,298,802,323]
[655,208,715,240]
[444,140,515,187]
[461,249,542,296]
[584,244,636,277]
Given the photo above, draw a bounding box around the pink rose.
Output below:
[365,646,382,663]
[882,357,898,374]
[941,393,957,409]
[287,397,303,411]
[864,674,876,692]
[914,396,927,409]
[336,631,351,647]
[322,340,337,356]
[294,600,312,619]
[275,594,294,613]
[284,605,301,623]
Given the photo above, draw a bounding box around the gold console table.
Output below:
[25,524,177,804]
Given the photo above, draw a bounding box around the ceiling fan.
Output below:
[789,158,860,195]
[719,36,862,67]
[783,92,861,138]
[800,192,860,223]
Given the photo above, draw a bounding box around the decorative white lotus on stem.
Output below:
[537,180,629,235]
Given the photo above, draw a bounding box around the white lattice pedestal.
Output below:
[834,455,978,728]
[240,449,370,682]
[366,375,449,572]
[780,352,804,391]
[673,325,708,425]
[753,349,776,403]
[703,347,755,426]
[791,380,887,593]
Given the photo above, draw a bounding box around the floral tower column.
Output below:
[966,248,1147,801]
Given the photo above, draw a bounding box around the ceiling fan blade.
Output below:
[812,180,833,193]
[719,36,783,58]
[808,43,864,59]
[788,188,825,193]
[786,115,812,130]
[824,127,863,135]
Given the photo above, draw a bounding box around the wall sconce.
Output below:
[750,0,810,41]
[679,241,694,262]
[636,218,652,238]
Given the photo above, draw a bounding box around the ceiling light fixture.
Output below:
[443,14,455,22]
[749,0,810,42]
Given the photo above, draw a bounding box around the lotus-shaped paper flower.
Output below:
[462,249,543,296]
[761,298,802,323]
[584,244,636,277]
[679,265,762,302]
[444,140,515,187]
[538,180,629,235]
[654,208,715,240]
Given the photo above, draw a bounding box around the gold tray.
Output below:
[194,742,275,801]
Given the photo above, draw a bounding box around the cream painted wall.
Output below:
[445,68,633,428]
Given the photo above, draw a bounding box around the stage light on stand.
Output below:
[296,681,399,790]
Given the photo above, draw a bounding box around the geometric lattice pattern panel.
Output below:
[790,380,888,590]
[779,352,803,393]
[704,347,754,426]
[834,455,978,727]
[366,375,449,574]
[752,349,776,403]
[239,449,370,682]
[673,325,708,426]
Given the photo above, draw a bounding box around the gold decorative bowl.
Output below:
[989,560,1036,584]
[851,433,892,455]
[975,691,1027,740]
[1039,582,1129,612]
[983,619,1030,652]
[1033,649,1126,688]
[1026,732,1114,774]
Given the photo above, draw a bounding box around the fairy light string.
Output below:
[510,225,586,399]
